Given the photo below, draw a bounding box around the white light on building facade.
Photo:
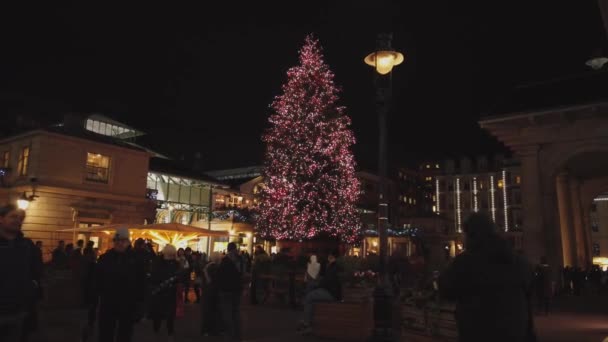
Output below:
[435,179,440,213]
[502,170,509,232]
[456,178,462,232]
[473,177,479,213]
[490,175,496,222]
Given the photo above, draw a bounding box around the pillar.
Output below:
[556,173,575,266]
[519,149,547,264]
[569,178,590,266]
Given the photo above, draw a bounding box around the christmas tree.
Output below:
[257,36,361,243]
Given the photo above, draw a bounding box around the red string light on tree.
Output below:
[256,35,361,243]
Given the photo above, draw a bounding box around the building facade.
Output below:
[0,123,155,259]
[435,156,523,234]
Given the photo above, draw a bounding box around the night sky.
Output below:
[0,1,604,172]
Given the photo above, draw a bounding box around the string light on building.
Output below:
[502,169,509,232]
[456,178,462,232]
[472,177,479,212]
[435,178,440,213]
[490,175,496,222]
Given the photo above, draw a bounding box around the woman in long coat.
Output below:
[148,244,182,339]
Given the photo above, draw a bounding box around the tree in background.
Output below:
[257,35,360,243]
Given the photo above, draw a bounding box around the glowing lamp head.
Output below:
[364,50,404,75]
[17,198,30,210]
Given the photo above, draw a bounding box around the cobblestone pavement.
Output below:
[29,295,608,342]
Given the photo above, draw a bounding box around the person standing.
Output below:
[0,204,42,342]
[80,246,98,342]
[183,247,194,303]
[201,252,221,337]
[96,227,146,342]
[298,250,342,334]
[439,213,536,342]
[51,240,67,268]
[250,246,269,305]
[218,242,243,341]
[534,257,552,315]
[148,244,182,342]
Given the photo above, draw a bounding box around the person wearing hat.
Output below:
[95,227,146,342]
[439,213,536,342]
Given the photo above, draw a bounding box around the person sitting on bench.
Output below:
[298,250,342,334]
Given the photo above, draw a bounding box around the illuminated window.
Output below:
[1,151,9,168]
[516,176,521,184]
[413,199,417,205]
[497,180,504,188]
[403,196,408,203]
[426,164,430,169]
[86,152,110,183]
[435,164,439,169]
[17,147,30,176]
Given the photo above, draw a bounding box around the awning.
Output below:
[59,223,229,237]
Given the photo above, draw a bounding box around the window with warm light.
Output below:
[86,153,110,183]
[497,180,504,188]
[516,176,521,184]
[17,147,30,176]
[1,151,9,168]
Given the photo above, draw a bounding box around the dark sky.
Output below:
[0,1,604,171]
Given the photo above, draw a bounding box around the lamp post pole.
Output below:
[365,32,402,342]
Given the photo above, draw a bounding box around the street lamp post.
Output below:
[364,33,403,341]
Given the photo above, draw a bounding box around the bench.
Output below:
[312,302,373,341]
[401,303,458,342]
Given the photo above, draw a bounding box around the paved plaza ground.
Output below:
[31,294,608,341]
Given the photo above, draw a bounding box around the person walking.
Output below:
[298,251,342,335]
[218,242,243,341]
[0,204,42,342]
[304,255,321,293]
[148,244,182,342]
[96,227,146,342]
[201,252,221,337]
[439,213,536,342]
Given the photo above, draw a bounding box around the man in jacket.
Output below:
[0,204,42,342]
[439,213,536,342]
[96,227,146,342]
[218,242,243,341]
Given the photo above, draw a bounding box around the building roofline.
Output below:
[479,101,608,126]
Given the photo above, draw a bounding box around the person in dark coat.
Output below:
[148,244,182,339]
[78,245,98,342]
[439,213,536,342]
[217,242,243,341]
[51,240,67,268]
[534,257,552,315]
[96,227,146,342]
[0,204,42,342]
[200,252,221,336]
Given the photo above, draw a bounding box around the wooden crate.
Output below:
[313,302,373,341]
